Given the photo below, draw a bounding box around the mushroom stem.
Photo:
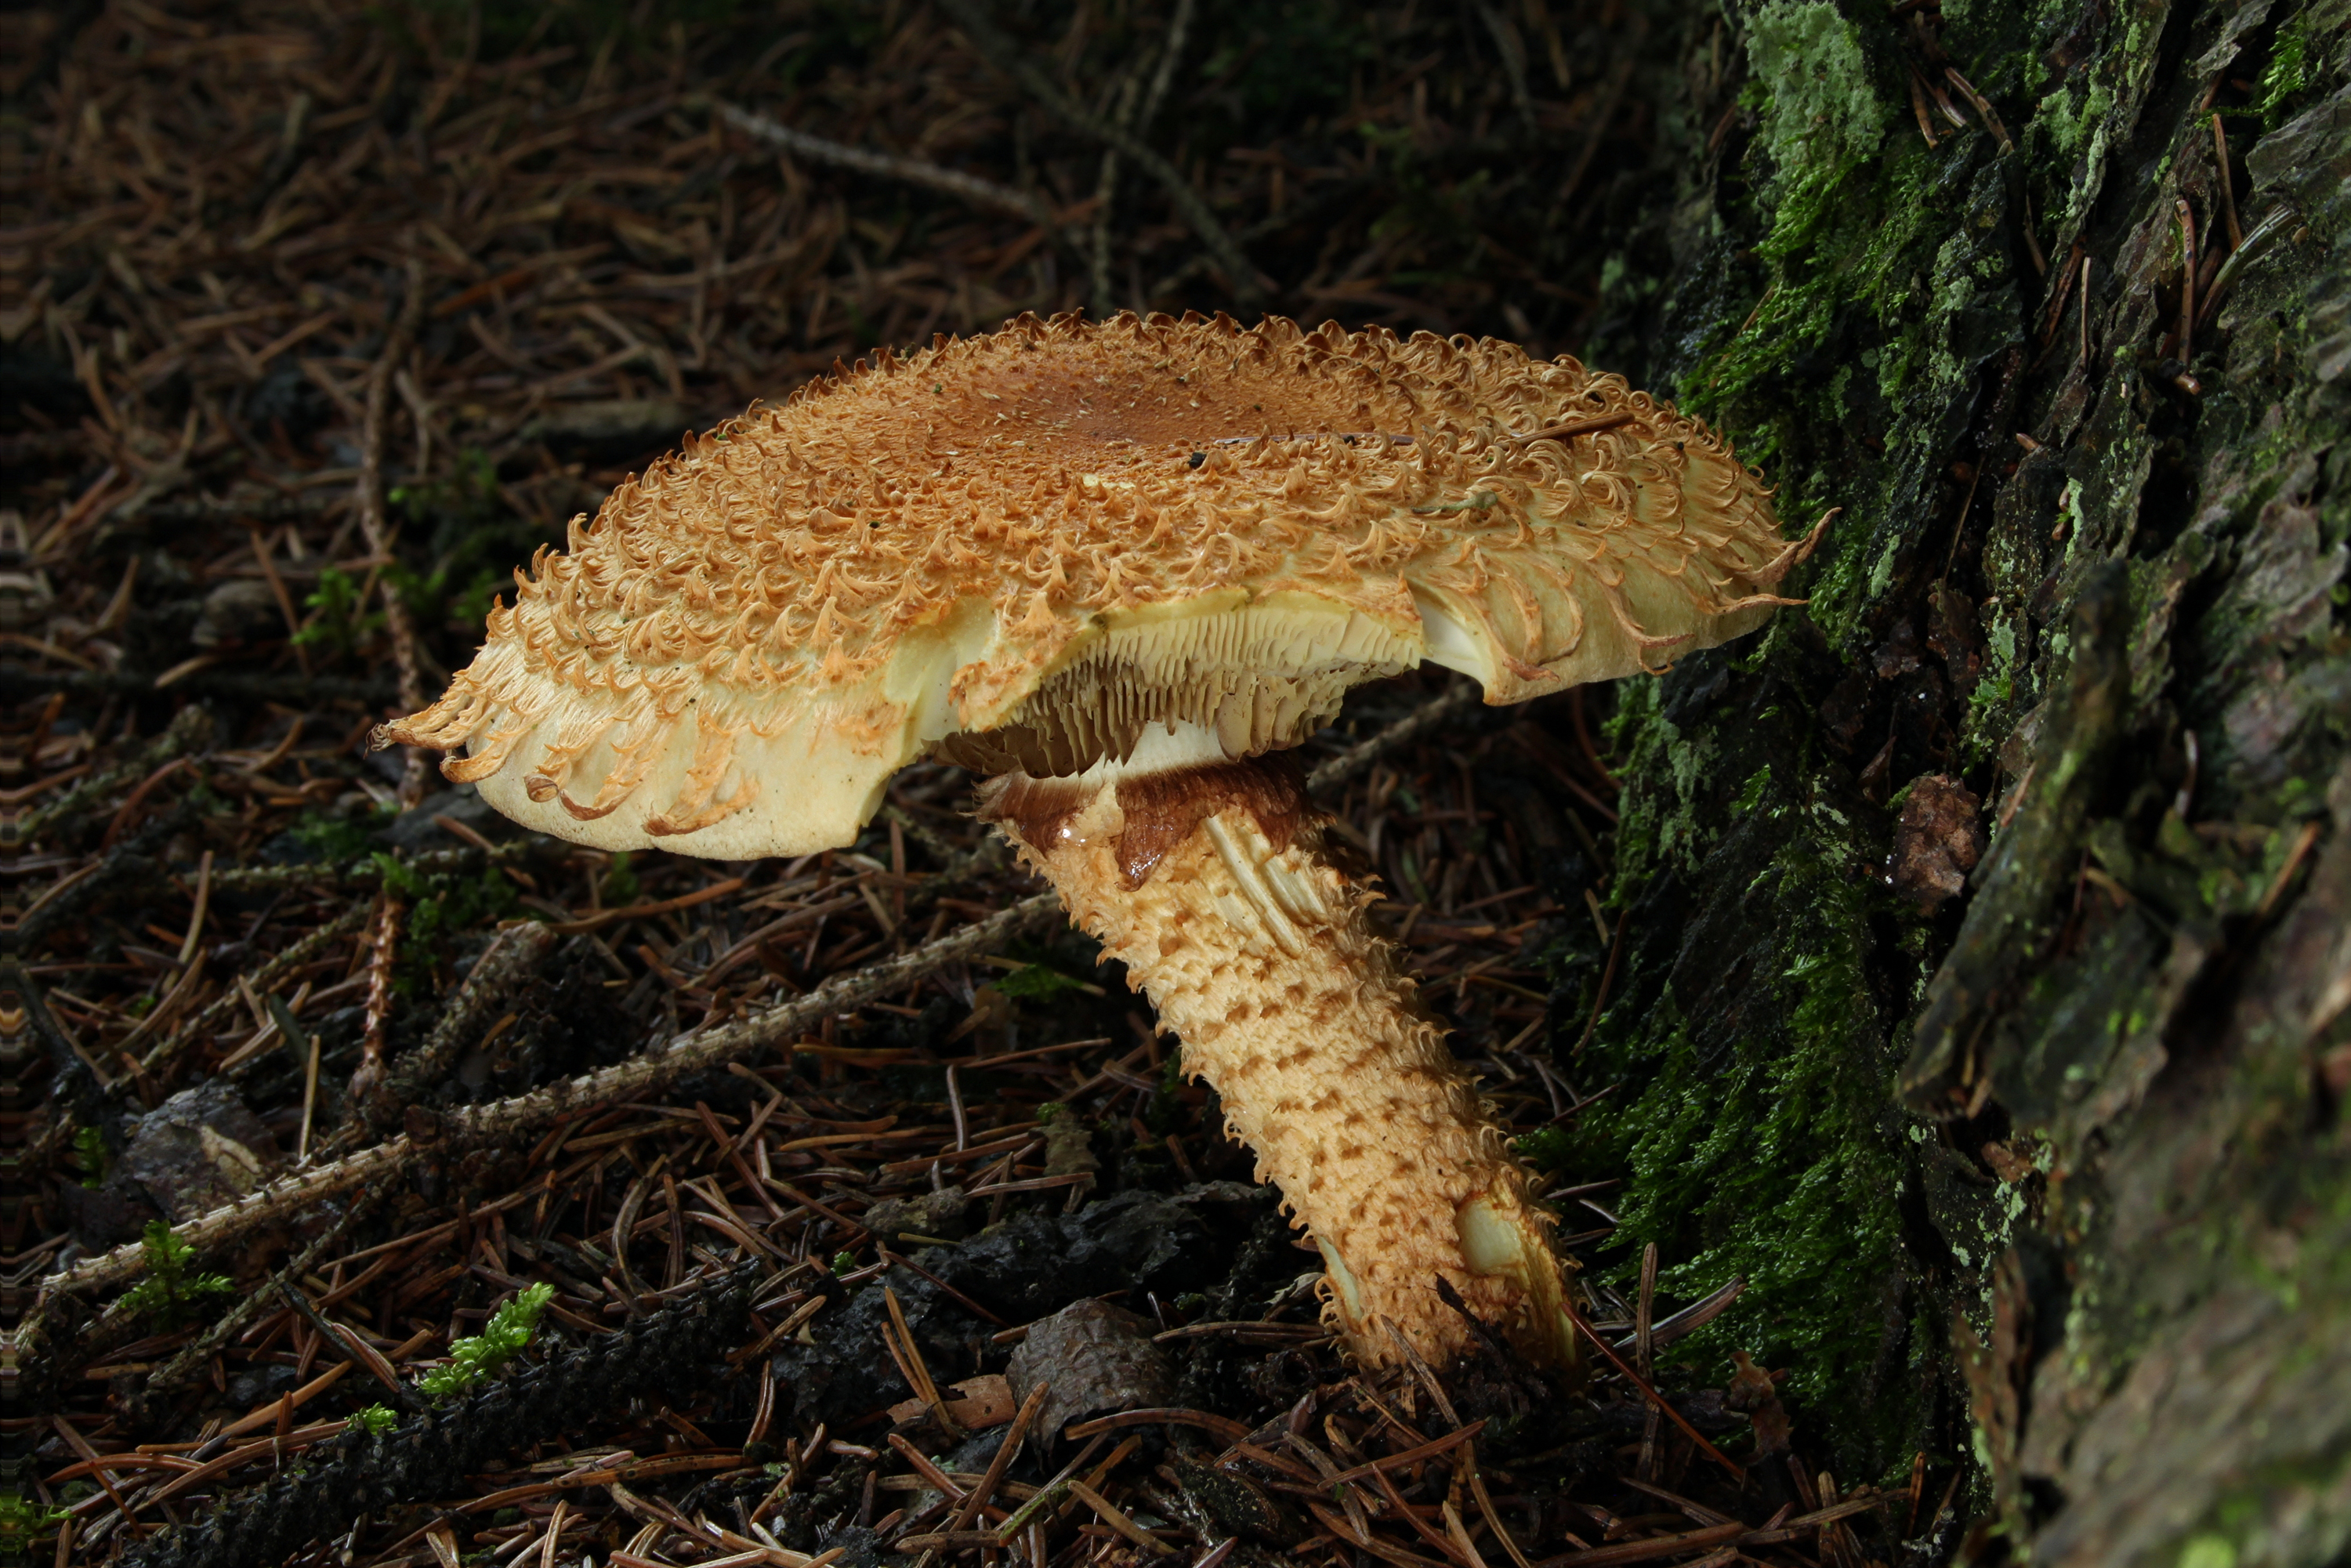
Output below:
[981,757,1576,1372]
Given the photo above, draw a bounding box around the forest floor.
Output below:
[5,5,1940,1568]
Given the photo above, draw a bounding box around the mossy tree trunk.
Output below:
[1563,0,2351,1559]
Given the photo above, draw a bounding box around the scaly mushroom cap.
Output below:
[381,311,1813,856]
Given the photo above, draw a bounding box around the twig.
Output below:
[1635,1242,1660,1481]
[1325,1419,1487,1485]
[374,922,559,1129]
[949,1382,1050,1531]
[1556,1293,1744,1483]
[131,905,366,1083]
[1905,68,1940,149]
[278,1281,413,1407]
[129,1196,371,1413]
[935,0,1265,309]
[881,1285,962,1439]
[1511,413,1638,444]
[710,100,1058,232]
[114,1266,761,1568]
[1573,909,1628,1057]
[1942,67,2012,154]
[2211,113,2243,251]
[1307,683,1486,794]
[2174,197,2198,367]
[2079,255,2094,371]
[454,891,1062,1141]
[347,893,401,1117]
[49,896,1063,1302]
[992,1438,1113,1541]
[1089,0,1196,317]
[1468,1448,1536,1568]
[1474,2,1538,134]
[1067,1481,1178,1556]
[2198,203,2297,328]
[20,706,212,848]
[2254,820,2324,920]
[292,1005,323,1163]
[1609,1276,1745,1353]
[1558,49,1637,207]
[358,255,430,806]
[2038,246,2083,346]
[211,845,508,894]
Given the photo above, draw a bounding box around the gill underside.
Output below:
[935,605,1418,778]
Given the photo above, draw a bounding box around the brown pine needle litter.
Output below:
[11,6,1923,1568]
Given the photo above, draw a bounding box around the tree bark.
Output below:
[1574,0,2351,1559]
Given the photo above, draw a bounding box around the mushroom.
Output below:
[380,311,1817,1371]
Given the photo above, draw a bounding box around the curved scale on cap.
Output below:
[379,311,1814,856]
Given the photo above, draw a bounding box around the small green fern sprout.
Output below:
[351,1404,398,1436]
[0,1489,72,1554]
[71,1125,109,1190]
[118,1222,237,1327]
[418,1283,555,1399]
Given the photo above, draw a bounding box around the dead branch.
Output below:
[357,255,431,806]
[371,921,559,1131]
[45,893,1063,1304]
[127,1193,373,1416]
[709,100,1058,233]
[934,0,1266,310]
[139,904,373,1085]
[1307,682,1488,794]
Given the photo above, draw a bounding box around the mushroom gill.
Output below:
[934,596,1420,777]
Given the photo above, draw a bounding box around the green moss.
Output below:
[995,962,1091,1001]
[2035,79,2114,156]
[1748,2,1886,175]
[420,1283,555,1400]
[70,1124,108,1190]
[1680,0,1902,463]
[1603,678,1667,882]
[373,853,524,997]
[2259,14,2313,127]
[292,804,395,865]
[601,850,641,906]
[119,1222,237,1328]
[290,565,382,660]
[1674,9,1985,647]
[1574,803,1910,1460]
[1960,603,2025,761]
[1516,1124,1577,1174]
[0,1493,71,1558]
